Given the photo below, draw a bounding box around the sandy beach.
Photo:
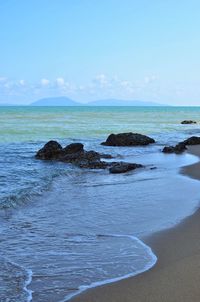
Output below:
[70,145,200,302]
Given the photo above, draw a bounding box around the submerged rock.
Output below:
[101,132,155,146]
[181,120,197,124]
[109,162,143,174]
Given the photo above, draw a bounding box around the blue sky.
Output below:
[0,0,200,105]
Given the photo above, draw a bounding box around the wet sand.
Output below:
[70,145,200,302]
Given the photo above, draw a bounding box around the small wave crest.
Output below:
[0,161,75,210]
[60,233,157,302]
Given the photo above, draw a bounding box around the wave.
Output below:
[59,234,157,302]
[0,255,33,302]
[24,268,33,302]
[0,164,75,209]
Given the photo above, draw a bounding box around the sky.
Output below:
[0,0,200,105]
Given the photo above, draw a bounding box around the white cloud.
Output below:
[144,75,157,84]
[79,85,85,91]
[56,77,65,86]
[94,74,109,87]
[3,82,11,89]
[0,74,163,104]
[19,79,25,86]
[0,77,7,82]
[41,78,50,86]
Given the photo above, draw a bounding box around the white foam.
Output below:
[0,256,33,302]
[23,268,33,302]
[59,234,157,302]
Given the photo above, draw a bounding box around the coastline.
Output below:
[69,145,200,302]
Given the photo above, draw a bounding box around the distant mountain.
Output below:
[28,96,166,106]
[30,97,80,106]
[87,99,165,106]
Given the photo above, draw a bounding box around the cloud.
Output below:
[56,77,65,86]
[19,79,25,86]
[92,74,138,96]
[3,82,11,89]
[41,78,50,86]
[79,85,85,91]
[0,73,163,104]
[144,75,157,84]
[94,74,109,87]
[0,76,7,82]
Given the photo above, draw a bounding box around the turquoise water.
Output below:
[1,106,200,142]
[1,106,200,301]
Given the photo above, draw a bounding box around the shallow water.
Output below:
[1,106,200,142]
[1,106,200,301]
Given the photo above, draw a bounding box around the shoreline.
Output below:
[69,145,200,302]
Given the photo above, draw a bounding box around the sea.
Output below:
[1,106,200,302]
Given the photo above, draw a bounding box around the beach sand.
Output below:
[70,145,200,302]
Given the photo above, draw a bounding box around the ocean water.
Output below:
[1,106,200,301]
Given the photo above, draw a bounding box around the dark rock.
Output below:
[182,136,200,145]
[99,153,114,159]
[162,146,175,153]
[109,162,143,174]
[181,120,197,124]
[36,141,144,173]
[36,141,108,169]
[101,132,155,146]
[84,150,101,161]
[36,140,62,159]
[78,160,109,169]
[162,135,200,155]
[61,152,83,163]
[175,142,187,152]
[162,142,187,154]
[61,150,100,165]
[162,136,200,155]
[62,143,84,154]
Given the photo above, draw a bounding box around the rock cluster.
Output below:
[162,136,200,154]
[101,132,155,146]
[162,142,187,154]
[36,140,143,174]
[181,120,197,124]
